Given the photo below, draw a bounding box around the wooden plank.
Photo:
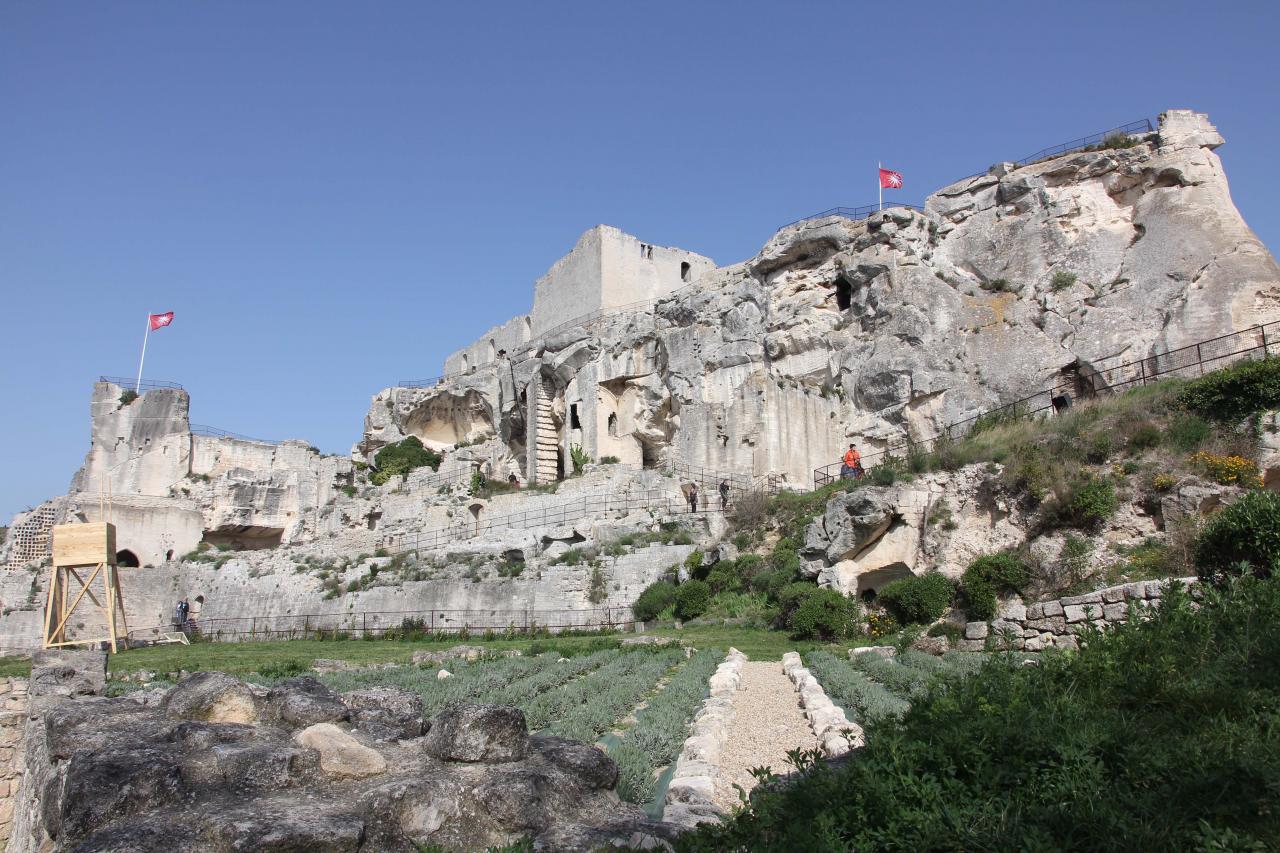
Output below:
[52,523,116,567]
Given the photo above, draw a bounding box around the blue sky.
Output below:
[2,1,1278,520]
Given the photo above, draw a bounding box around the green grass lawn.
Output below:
[0,624,861,679]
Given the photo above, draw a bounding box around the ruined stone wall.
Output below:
[958,577,1199,652]
[0,678,28,847]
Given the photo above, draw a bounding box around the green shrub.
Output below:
[118,389,139,406]
[960,551,1029,620]
[1044,475,1118,529]
[1177,356,1280,423]
[587,566,608,605]
[569,444,590,475]
[775,581,819,626]
[371,436,441,485]
[877,573,955,625]
[256,659,309,680]
[1165,413,1212,451]
[1195,490,1280,584]
[674,580,711,621]
[678,578,1280,852]
[599,455,621,465]
[1050,269,1077,291]
[706,560,744,595]
[981,277,1012,293]
[925,622,963,643]
[789,589,859,640]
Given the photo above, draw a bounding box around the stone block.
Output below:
[997,601,1027,622]
[1063,605,1089,624]
[423,704,528,763]
[1102,603,1127,622]
[1060,591,1103,606]
[1041,600,1064,617]
[1026,603,1044,620]
[1026,616,1068,634]
[965,622,989,640]
[1102,586,1126,603]
[1124,582,1148,600]
[955,639,986,652]
[30,649,107,697]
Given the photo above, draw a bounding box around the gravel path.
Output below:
[711,660,818,812]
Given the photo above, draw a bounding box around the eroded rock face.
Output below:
[29,650,106,698]
[12,673,667,853]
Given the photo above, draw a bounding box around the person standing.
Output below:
[841,444,862,480]
[719,480,730,510]
[687,483,699,513]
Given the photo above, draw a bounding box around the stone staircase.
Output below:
[533,379,558,484]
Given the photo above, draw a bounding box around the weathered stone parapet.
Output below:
[663,648,746,828]
[957,577,1198,651]
[781,652,863,758]
[0,678,29,846]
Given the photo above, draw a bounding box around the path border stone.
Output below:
[781,651,863,758]
[662,648,746,827]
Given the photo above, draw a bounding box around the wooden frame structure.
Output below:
[43,522,129,653]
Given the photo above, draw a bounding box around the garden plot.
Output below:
[804,650,1000,728]
[606,649,722,807]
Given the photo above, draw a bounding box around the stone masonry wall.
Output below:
[0,678,29,847]
[958,577,1198,652]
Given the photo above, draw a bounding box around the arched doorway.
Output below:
[116,550,140,568]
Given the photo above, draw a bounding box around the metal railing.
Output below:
[1015,118,1155,167]
[99,375,185,391]
[778,203,925,233]
[129,605,636,643]
[814,320,1280,488]
[190,424,286,446]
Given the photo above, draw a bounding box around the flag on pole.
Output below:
[149,312,175,330]
[878,168,903,189]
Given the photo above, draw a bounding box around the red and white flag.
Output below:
[879,168,903,189]
[149,312,175,331]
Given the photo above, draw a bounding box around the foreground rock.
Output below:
[10,671,675,852]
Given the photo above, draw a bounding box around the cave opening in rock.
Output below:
[641,442,658,470]
[556,448,565,481]
[116,549,140,568]
[680,261,691,282]
[607,413,618,437]
[165,549,174,562]
[570,403,581,430]
[834,274,853,311]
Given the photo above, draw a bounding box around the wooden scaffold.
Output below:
[42,521,129,653]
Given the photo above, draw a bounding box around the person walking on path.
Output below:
[688,483,699,513]
[719,480,730,510]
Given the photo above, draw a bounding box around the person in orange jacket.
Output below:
[841,444,863,480]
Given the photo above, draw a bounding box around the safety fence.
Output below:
[129,605,636,644]
[190,424,287,446]
[98,375,185,392]
[778,203,926,232]
[813,320,1280,488]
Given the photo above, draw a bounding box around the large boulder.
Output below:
[423,704,528,763]
[805,488,897,562]
[164,672,259,724]
[267,676,348,727]
[29,648,107,697]
[342,687,426,741]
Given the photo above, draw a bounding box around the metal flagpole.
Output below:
[878,161,883,211]
[135,316,151,394]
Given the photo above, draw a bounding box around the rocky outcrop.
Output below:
[9,672,672,852]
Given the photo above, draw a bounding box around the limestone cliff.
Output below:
[366,110,1280,490]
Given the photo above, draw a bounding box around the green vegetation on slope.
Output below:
[679,576,1280,852]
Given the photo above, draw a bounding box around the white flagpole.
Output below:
[135,316,151,394]
[878,161,883,211]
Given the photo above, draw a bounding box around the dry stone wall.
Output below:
[958,577,1198,652]
[0,678,28,847]
[781,652,862,758]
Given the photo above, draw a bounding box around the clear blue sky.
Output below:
[2,1,1278,520]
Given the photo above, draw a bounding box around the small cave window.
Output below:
[462,354,470,371]
[680,261,691,283]
[607,412,618,437]
[835,275,853,311]
[366,511,382,532]
[570,403,581,430]
[116,549,140,568]
[861,589,878,605]
[487,339,496,360]
[165,549,174,562]
[519,389,528,406]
